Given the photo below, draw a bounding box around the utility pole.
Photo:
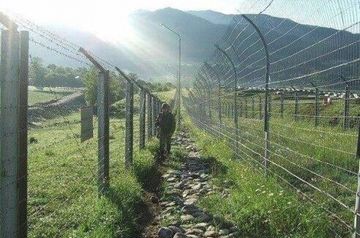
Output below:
[161,24,181,129]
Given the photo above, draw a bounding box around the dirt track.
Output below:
[28,91,85,123]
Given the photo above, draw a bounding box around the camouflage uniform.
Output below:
[156,111,176,154]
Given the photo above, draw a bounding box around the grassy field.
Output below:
[21,86,358,236]
[184,91,359,237]
[219,92,360,128]
[185,117,332,237]
[155,89,176,102]
[28,90,72,106]
[26,89,175,237]
[28,113,155,237]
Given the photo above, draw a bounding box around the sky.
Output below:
[0,0,240,40]
[1,0,359,41]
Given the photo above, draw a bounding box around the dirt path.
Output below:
[144,129,240,238]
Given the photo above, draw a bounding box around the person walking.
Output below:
[156,103,176,157]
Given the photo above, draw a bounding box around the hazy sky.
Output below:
[1,0,241,25]
[0,0,243,41]
[1,0,359,41]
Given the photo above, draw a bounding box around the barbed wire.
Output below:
[1,11,166,237]
[187,113,357,234]
[187,2,360,227]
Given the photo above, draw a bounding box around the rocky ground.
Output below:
[144,130,240,238]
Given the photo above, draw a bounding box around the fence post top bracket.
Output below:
[0,12,18,30]
[78,47,106,72]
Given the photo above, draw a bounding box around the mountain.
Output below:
[31,8,228,80]
[189,10,359,88]
[128,8,226,62]
[187,10,234,25]
[30,8,359,85]
[30,26,139,71]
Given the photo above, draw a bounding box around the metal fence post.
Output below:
[139,89,146,149]
[344,83,350,130]
[294,91,299,121]
[268,93,272,118]
[245,97,248,118]
[252,96,255,118]
[218,85,222,124]
[265,90,271,174]
[240,100,243,117]
[354,121,360,238]
[214,44,238,155]
[147,94,153,139]
[315,87,320,127]
[204,62,221,124]
[18,30,29,238]
[152,97,156,136]
[0,27,21,238]
[231,103,235,119]
[242,14,270,175]
[97,70,110,194]
[200,99,204,121]
[125,80,134,168]
[208,90,212,120]
[280,91,284,118]
[154,99,157,122]
[259,95,262,120]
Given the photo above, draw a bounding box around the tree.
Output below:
[29,57,46,87]
[83,67,98,106]
[30,58,85,87]
[83,68,126,106]
[110,71,126,102]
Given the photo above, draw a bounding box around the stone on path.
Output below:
[181,214,194,222]
[173,233,187,238]
[156,130,240,238]
[158,227,174,238]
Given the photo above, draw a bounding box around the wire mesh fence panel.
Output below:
[0,12,169,238]
[187,0,360,236]
[24,28,101,237]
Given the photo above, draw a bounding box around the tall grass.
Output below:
[27,108,160,237]
[185,116,334,237]
[184,91,359,237]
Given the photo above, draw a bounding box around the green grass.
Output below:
[27,107,161,237]
[184,116,334,237]
[155,89,176,102]
[110,89,176,117]
[220,92,360,129]
[28,90,71,106]
[183,90,359,237]
[26,89,175,237]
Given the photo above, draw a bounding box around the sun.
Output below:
[91,15,137,44]
[0,0,138,44]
